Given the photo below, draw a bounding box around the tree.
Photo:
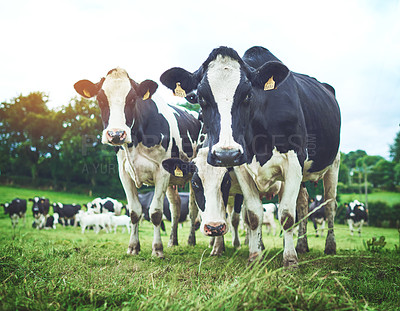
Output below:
[390,130,400,163]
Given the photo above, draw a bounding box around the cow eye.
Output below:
[191,180,198,188]
[244,94,251,103]
[198,96,206,106]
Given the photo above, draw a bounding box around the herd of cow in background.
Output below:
[1,194,369,238]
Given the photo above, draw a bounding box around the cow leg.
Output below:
[321,220,326,236]
[348,219,354,236]
[149,171,170,258]
[323,153,340,255]
[358,220,364,237]
[166,186,181,247]
[233,166,264,263]
[187,184,198,246]
[210,235,225,256]
[117,153,142,255]
[209,236,215,248]
[231,210,241,248]
[296,185,309,253]
[278,151,303,267]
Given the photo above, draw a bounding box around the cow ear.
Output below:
[160,67,199,98]
[251,61,290,91]
[162,158,196,178]
[137,80,158,100]
[74,79,104,98]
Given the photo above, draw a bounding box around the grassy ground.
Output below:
[1,186,400,310]
[340,192,400,206]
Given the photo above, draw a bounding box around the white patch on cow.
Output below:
[101,68,132,144]
[193,148,229,235]
[207,55,243,154]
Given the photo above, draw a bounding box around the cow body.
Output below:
[87,197,124,215]
[346,200,368,236]
[110,214,131,233]
[44,214,59,229]
[1,198,27,228]
[30,197,50,229]
[309,195,326,237]
[74,68,201,257]
[161,46,340,266]
[76,210,112,234]
[52,203,81,226]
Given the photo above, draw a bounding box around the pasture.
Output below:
[1,186,400,310]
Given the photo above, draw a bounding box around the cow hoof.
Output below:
[210,249,223,256]
[127,248,139,255]
[283,256,298,268]
[248,252,261,263]
[152,250,165,258]
[188,234,196,246]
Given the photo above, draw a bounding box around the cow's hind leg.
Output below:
[323,153,340,255]
[166,186,181,247]
[296,184,309,253]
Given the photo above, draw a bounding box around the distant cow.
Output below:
[44,213,59,229]
[309,195,327,237]
[30,197,50,229]
[1,198,27,228]
[76,210,112,234]
[110,214,131,234]
[346,200,368,236]
[86,197,123,215]
[52,203,81,226]
[263,203,277,236]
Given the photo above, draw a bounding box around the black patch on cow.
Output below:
[3,198,27,217]
[130,98,170,151]
[220,171,231,207]
[191,173,205,212]
[169,105,201,158]
[96,90,111,129]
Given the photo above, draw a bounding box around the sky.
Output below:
[0,0,399,159]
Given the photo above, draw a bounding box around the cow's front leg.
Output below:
[210,235,225,256]
[279,151,303,267]
[230,210,241,248]
[166,186,181,247]
[117,153,141,255]
[149,170,170,258]
[233,166,264,263]
[187,184,198,246]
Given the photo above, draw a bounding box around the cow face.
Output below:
[74,68,158,146]
[162,149,231,237]
[160,47,289,167]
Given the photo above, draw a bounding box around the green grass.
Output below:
[1,186,400,310]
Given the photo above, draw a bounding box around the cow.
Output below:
[263,203,277,236]
[163,147,282,256]
[86,197,124,215]
[345,200,368,236]
[30,197,50,229]
[1,198,27,228]
[52,203,81,226]
[44,213,59,229]
[160,46,341,266]
[76,210,112,234]
[74,68,202,257]
[308,195,327,237]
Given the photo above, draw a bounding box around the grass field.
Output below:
[1,186,400,310]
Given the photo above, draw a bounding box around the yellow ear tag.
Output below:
[83,89,91,97]
[174,82,186,97]
[174,166,183,177]
[264,76,275,91]
[142,89,150,100]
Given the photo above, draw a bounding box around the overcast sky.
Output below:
[1,0,399,159]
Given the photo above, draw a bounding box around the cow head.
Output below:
[74,68,158,146]
[162,148,231,237]
[160,46,290,167]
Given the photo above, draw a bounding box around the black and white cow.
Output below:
[345,200,368,236]
[1,198,27,228]
[52,203,81,226]
[161,46,340,266]
[44,213,59,229]
[30,197,50,229]
[86,197,124,215]
[308,195,326,237]
[74,68,202,257]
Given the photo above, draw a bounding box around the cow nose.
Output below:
[211,148,244,167]
[106,129,127,144]
[204,222,227,236]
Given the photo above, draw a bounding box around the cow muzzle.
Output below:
[208,148,245,167]
[203,222,227,236]
[106,129,127,145]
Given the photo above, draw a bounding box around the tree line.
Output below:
[1,92,399,200]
